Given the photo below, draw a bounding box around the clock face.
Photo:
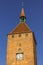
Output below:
[16,53,24,60]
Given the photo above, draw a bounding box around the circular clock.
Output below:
[16,53,24,60]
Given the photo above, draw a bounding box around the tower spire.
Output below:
[20,5,26,23]
[20,2,25,16]
[20,7,25,17]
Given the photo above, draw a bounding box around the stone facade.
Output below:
[6,32,37,65]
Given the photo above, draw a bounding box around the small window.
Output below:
[26,33,28,36]
[18,48,22,51]
[19,43,21,46]
[19,34,21,37]
[12,35,14,38]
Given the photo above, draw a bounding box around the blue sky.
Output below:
[0,0,43,65]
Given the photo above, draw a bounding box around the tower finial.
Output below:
[20,4,26,23]
[20,1,25,16]
[20,7,25,16]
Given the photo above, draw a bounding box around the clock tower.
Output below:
[6,7,37,65]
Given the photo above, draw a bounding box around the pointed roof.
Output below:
[8,8,32,35]
[9,23,31,34]
[20,8,25,16]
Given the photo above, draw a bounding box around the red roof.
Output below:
[9,23,31,34]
